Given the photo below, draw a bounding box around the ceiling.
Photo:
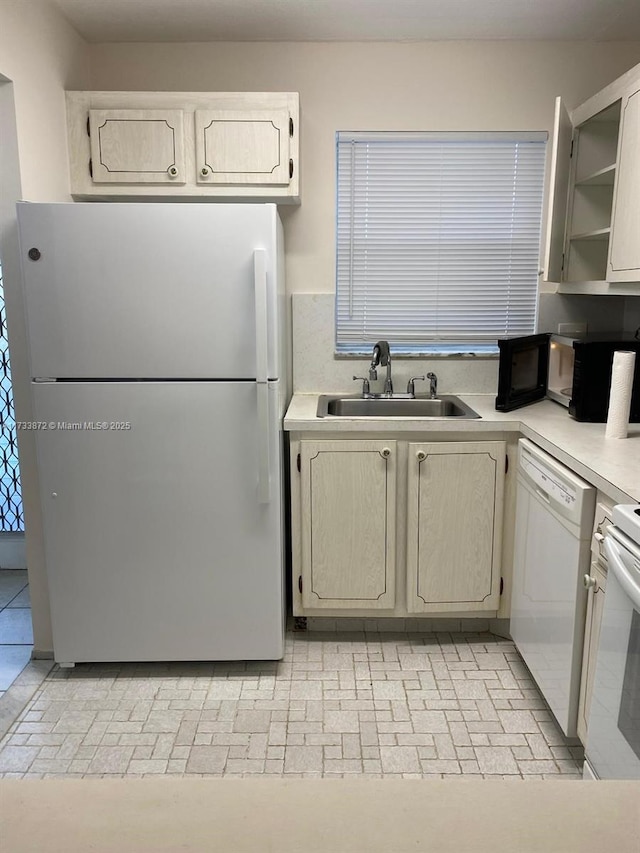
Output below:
[49,0,640,43]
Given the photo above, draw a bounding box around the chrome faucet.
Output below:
[352,376,370,397]
[370,341,393,396]
[427,372,438,399]
[368,344,380,381]
[406,376,425,397]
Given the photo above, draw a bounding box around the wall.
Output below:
[0,0,91,653]
[0,0,91,200]
[88,41,640,298]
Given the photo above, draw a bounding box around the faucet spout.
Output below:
[370,340,392,396]
[427,372,438,399]
[368,347,379,381]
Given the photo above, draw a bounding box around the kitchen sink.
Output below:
[316,394,480,419]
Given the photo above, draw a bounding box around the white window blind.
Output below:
[336,131,547,354]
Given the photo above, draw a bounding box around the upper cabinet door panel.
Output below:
[608,87,640,281]
[89,109,186,184]
[543,97,572,283]
[196,109,291,185]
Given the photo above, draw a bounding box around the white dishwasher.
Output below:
[510,439,595,738]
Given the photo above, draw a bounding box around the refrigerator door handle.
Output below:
[256,382,272,504]
[254,249,269,384]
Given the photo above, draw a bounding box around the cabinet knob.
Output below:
[51,492,58,499]
[200,166,210,177]
[167,166,179,178]
[594,531,604,542]
[583,574,598,591]
[382,447,391,458]
[416,451,426,461]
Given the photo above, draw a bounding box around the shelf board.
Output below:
[575,164,616,186]
[569,227,611,242]
[557,280,640,295]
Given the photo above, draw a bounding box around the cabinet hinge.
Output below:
[289,117,294,137]
[298,575,303,593]
[86,116,91,137]
[88,158,93,179]
[505,455,509,475]
[561,252,565,273]
[500,577,504,595]
[296,453,301,472]
[569,138,574,158]
[289,159,294,179]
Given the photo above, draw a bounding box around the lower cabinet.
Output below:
[576,561,607,745]
[294,436,507,617]
[299,440,396,609]
[406,441,505,613]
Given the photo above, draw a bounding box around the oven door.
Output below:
[585,528,640,779]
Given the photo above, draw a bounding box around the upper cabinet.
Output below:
[66,91,300,203]
[543,62,640,293]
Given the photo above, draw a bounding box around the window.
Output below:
[0,261,23,531]
[336,131,547,355]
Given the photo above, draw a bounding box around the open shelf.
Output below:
[557,280,640,295]
[575,164,616,186]
[570,227,611,241]
[573,102,620,185]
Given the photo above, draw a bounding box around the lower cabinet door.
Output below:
[576,561,607,745]
[406,441,505,613]
[299,440,396,609]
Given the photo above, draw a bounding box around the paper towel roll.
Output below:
[605,350,636,439]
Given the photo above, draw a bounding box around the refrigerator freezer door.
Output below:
[17,202,280,380]
[33,380,285,662]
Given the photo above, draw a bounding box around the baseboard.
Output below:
[304,617,499,634]
[31,648,54,660]
[488,618,511,639]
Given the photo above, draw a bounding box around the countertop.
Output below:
[2,778,639,853]
[284,394,640,503]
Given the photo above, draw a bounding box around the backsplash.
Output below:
[292,293,640,395]
[292,294,499,394]
[536,293,629,336]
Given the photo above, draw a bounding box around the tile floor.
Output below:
[0,629,583,779]
[0,570,33,699]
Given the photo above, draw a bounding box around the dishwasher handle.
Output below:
[535,487,551,504]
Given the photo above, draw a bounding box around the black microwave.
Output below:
[495,333,640,422]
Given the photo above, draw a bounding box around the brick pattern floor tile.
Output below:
[0,630,583,778]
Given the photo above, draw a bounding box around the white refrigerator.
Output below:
[17,202,288,664]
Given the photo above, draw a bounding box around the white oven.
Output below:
[584,505,640,779]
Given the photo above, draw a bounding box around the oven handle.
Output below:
[604,535,640,608]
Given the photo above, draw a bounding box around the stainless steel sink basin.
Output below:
[316,394,480,419]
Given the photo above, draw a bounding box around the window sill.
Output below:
[335,348,499,360]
